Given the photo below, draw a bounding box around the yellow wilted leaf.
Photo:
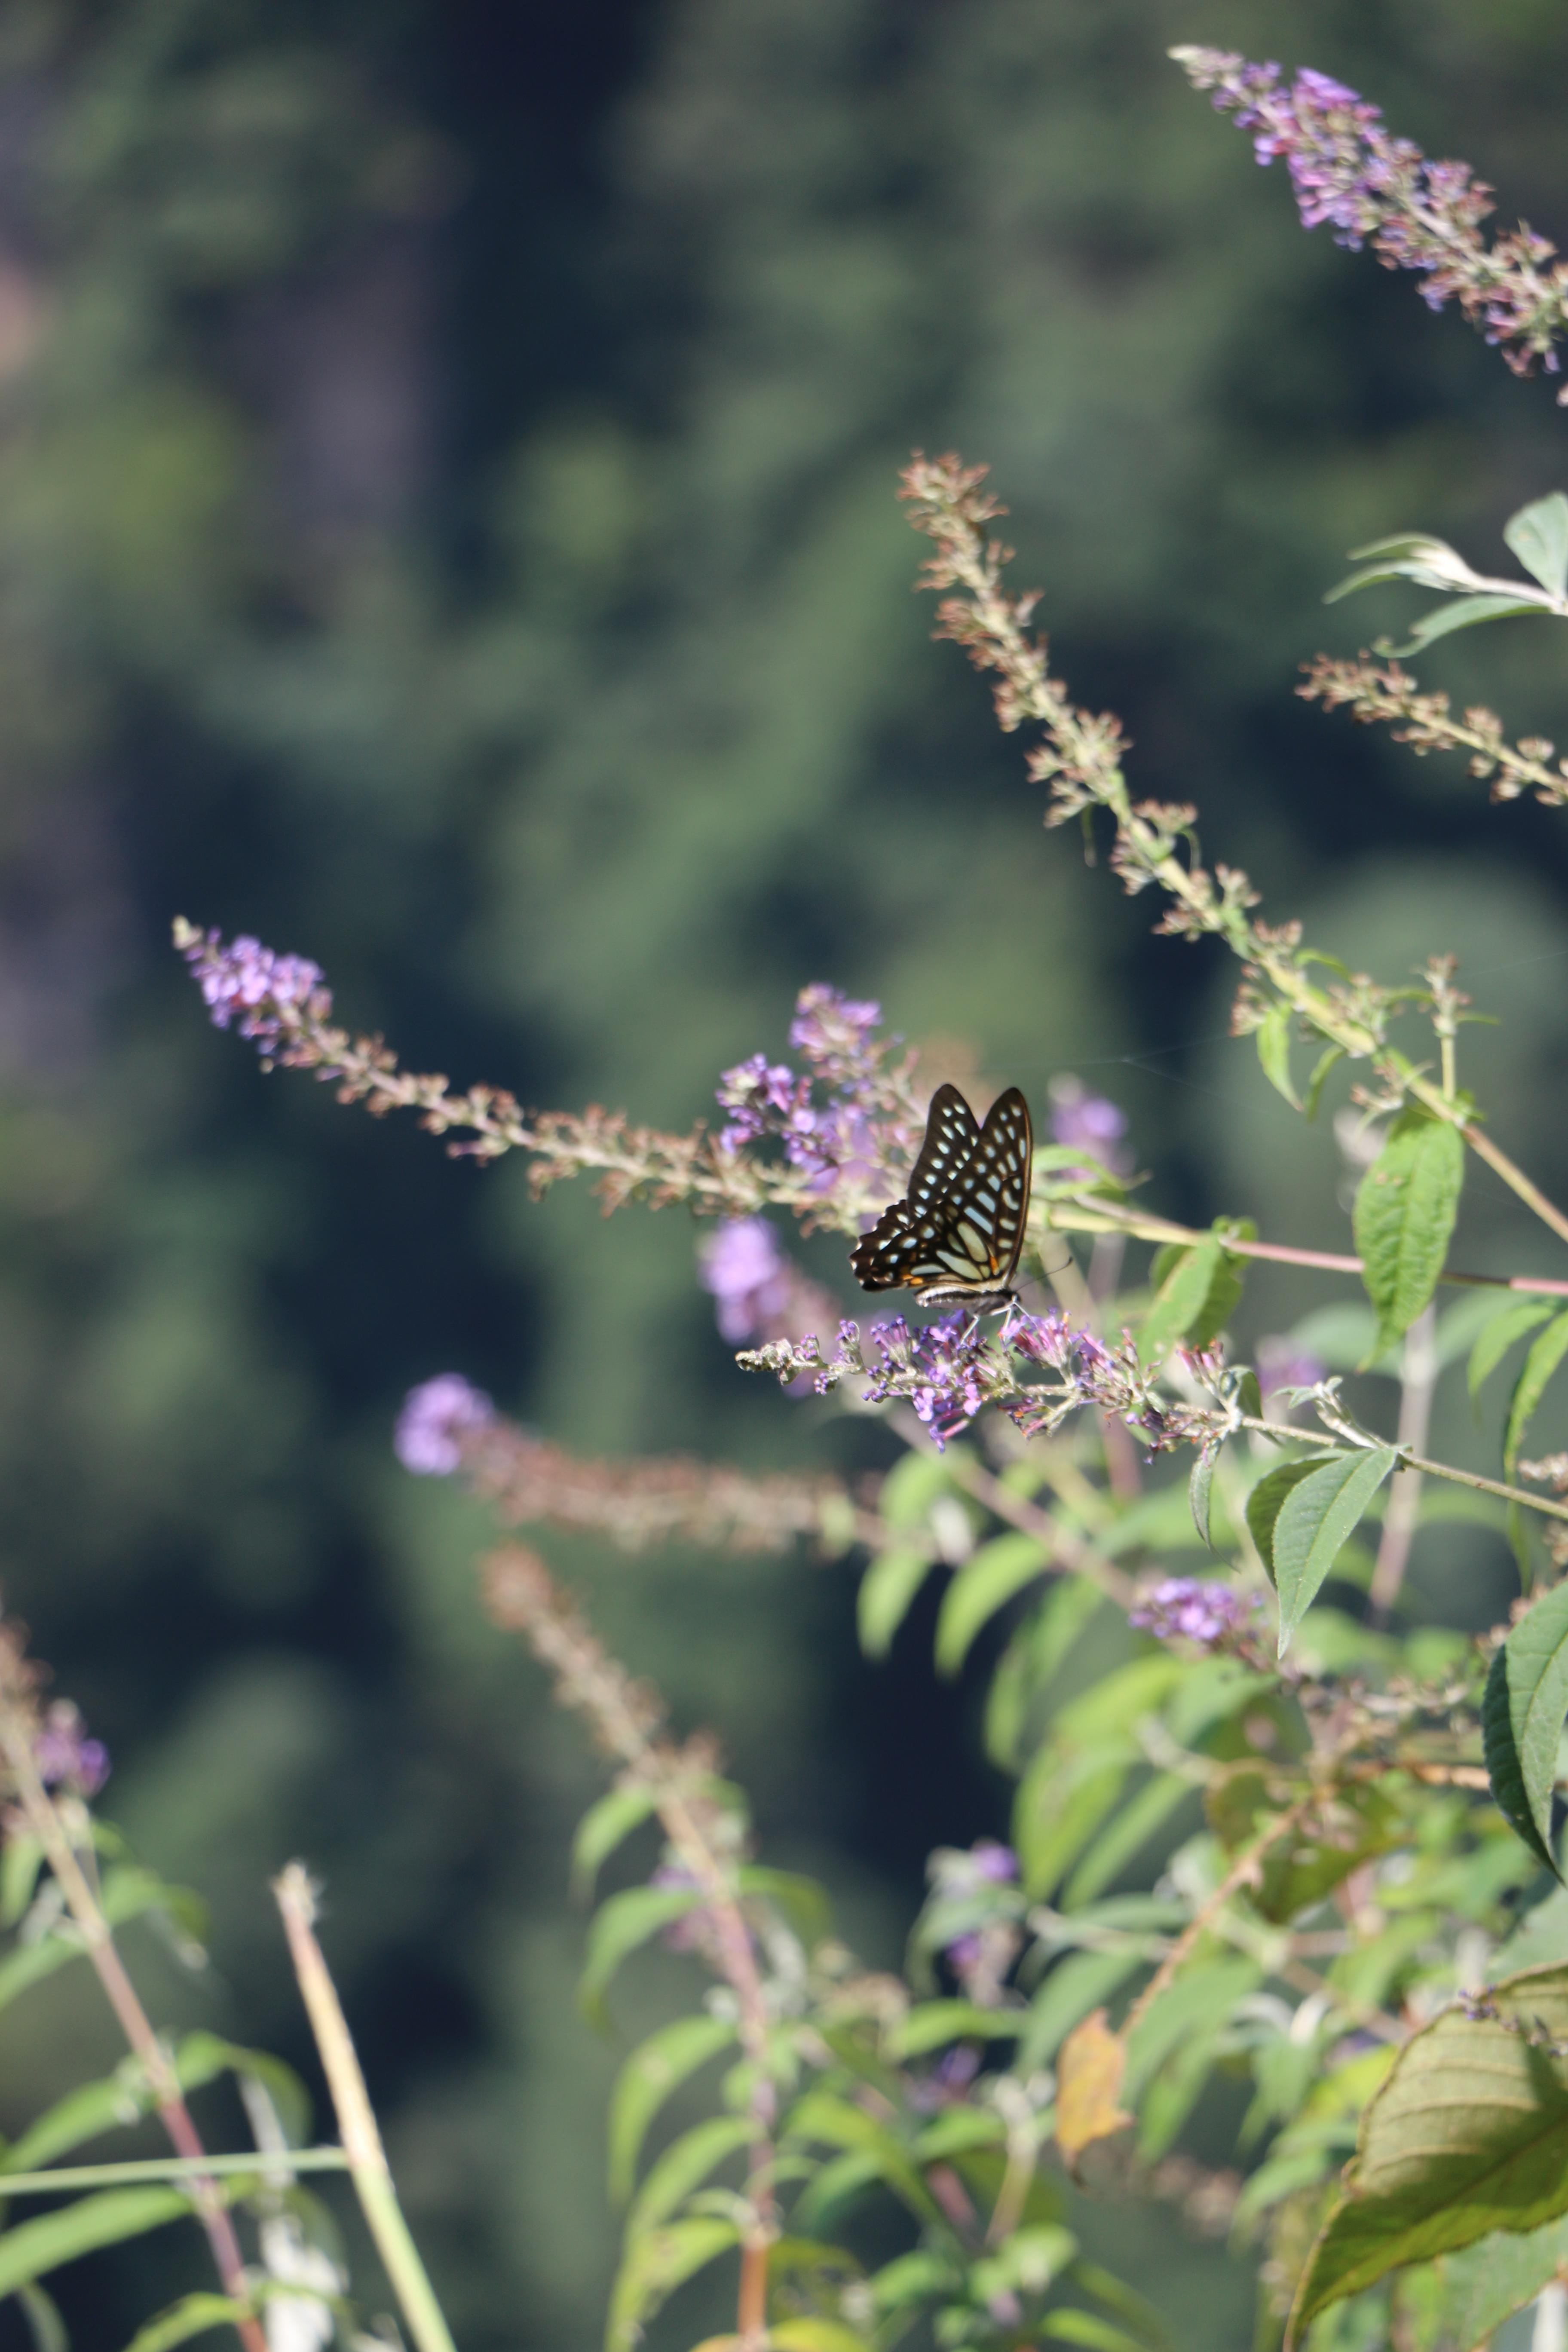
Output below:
[1054,2007,1131,2163]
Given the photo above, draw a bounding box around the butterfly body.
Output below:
[851,1083,1033,1312]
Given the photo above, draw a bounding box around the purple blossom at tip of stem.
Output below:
[1257,1335,1327,1402]
[1173,46,1568,389]
[698,1217,792,1344]
[1130,1576,1258,1649]
[34,1701,110,1797]
[395,1373,495,1475]
[788,984,882,1081]
[178,926,326,1050]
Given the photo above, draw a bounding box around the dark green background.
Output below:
[0,3,1566,2344]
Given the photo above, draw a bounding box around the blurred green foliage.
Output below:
[0,1,1566,2343]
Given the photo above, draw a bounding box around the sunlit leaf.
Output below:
[121,2291,254,2352]
[1504,1311,1568,1483]
[0,2187,199,2296]
[1139,1237,1244,1365]
[1352,1110,1463,1354]
[935,1534,1049,1675]
[1054,2009,1130,2163]
[607,2014,735,2202]
[1244,1457,1319,1578]
[1467,1298,1557,1403]
[785,2091,941,2223]
[887,2000,1025,2059]
[1255,1003,1298,1108]
[1020,1950,1148,2074]
[768,2323,876,2352]
[1273,1449,1398,1656]
[580,1885,706,2032]
[1188,1448,1216,1549]
[1291,1963,1568,2340]
[1503,491,1568,599]
[1378,592,1552,658]
[1436,2210,1568,2352]
[571,1785,662,1900]
[856,1547,935,1659]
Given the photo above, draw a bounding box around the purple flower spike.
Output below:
[1130,1576,1257,1648]
[35,1702,110,1798]
[179,927,325,1051]
[395,1374,495,1475]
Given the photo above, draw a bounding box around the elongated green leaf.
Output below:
[625,2115,753,2240]
[1014,1748,1126,1902]
[607,2014,735,2202]
[769,2322,875,2352]
[1122,1956,1261,2101]
[606,2215,739,2352]
[17,2283,66,2352]
[1188,1449,1216,1549]
[785,2092,941,2223]
[1063,1771,1190,1910]
[1483,1580,1568,1873]
[1245,1458,1320,1583]
[1255,1003,1298,1108]
[0,2187,196,2296]
[878,1449,968,1528]
[1139,1239,1241,1365]
[1505,1312,1568,1479]
[1,2069,153,2178]
[886,2001,1024,2059]
[172,2034,310,2149]
[121,2292,253,2352]
[0,1837,44,1931]
[1437,2210,1568,2352]
[572,1786,662,1901]
[580,1886,705,2031]
[1291,1962,1568,2340]
[1382,592,1551,658]
[935,1534,1049,1675]
[1274,1449,1398,1656]
[1468,1299,1556,1402]
[1040,2310,1152,2352]
[735,1867,830,1947]
[857,1547,935,1659]
[1352,1110,1464,1353]
[1504,492,1568,598]
[1302,1044,1344,1122]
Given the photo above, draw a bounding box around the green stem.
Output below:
[0,2150,350,2196]
[274,1864,461,2352]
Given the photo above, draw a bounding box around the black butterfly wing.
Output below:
[851,1084,1033,1299]
[850,1085,980,1292]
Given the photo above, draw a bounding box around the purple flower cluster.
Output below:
[1130,1576,1257,1649]
[858,1313,992,1448]
[698,1219,793,1344]
[35,1701,110,1798]
[178,926,325,1049]
[715,986,915,1198]
[395,1373,495,1475]
[1175,47,1568,386]
[1256,1335,1327,1404]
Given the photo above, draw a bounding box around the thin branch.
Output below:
[1370,1304,1437,1624]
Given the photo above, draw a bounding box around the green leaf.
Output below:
[1352,1110,1464,1353]
[0,1866,203,2019]
[571,1785,662,1900]
[1,2068,154,2177]
[735,1867,831,1947]
[1504,491,1568,598]
[1122,1955,1261,2102]
[887,2001,1025,2059]
[935,1534,1049,1675]
[580,1885,706,2031]
[625,2115,753,2239]
[1302,1045,1344,1122]
[605,2214,739,2352]
[1040,2311,1153,2352]
[172,2034,311,2149]
[1139,1238,1243,1365]
[607,2014,735,2202]
[769,2322,876,2352]
[17,2284,67,2352]
[1483,1581,1568,1874]
[1379,592,1551,658]
[785,2091,941,2223]
[1063,1772,1190,1910]
[1505,1311,1568,1480]
[121,2292,254,2352]
[1188,1449,1216,1549]
[0,2187,197,2296]
[878,1449,967,1528]
[1467,1299,1556,1403]
[1273,1449,1398,1656]
[1014,1748,1127,1901]
[856,1547,935,1659]
[1245,1457,1325,1579]
[1290,1963,1568,2339]
[1437,2211,1568,2352]
[0,1836,44,1930]
[1255,1003,1299,1108]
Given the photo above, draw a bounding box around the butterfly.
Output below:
[851,1083,1034,1312]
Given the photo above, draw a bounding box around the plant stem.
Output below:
[0,2150,350,2195]
[0,1694,267,2352]
[273,1864,460,2352]
[1370,1304,1437,1624]
[1120,1795,1316,2043]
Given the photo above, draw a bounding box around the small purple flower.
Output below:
[180,929,324,1048]
[859,1312,992,1449]
[698,1218,792,1344]
[395,1374,495,1475]
[1130,1576,1257,1648]
[788,984,882,1078]
[34,1703,110,1798]
[1049,1080,1131,1175]
[715,1053,808,1154]
[970,1840,1018,1883]
[1256,1336,1327,1402]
